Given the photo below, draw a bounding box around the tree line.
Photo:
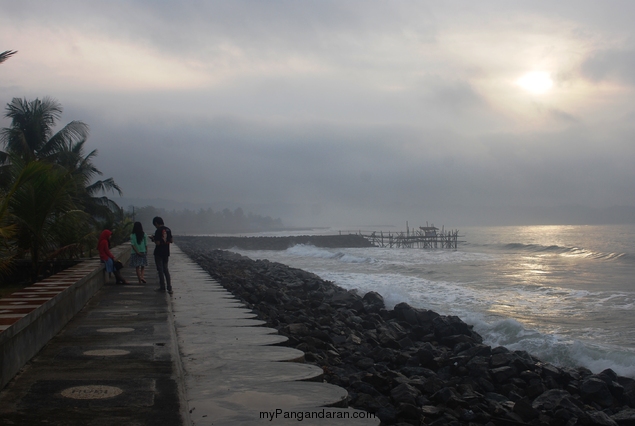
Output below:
[130,206,283,235]
[0,50,127,282]
[0,87,283,283]
[0,50,284,284]
[0,95,128,282]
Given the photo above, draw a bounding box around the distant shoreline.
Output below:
[176,234,374,250]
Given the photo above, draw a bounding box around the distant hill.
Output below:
[128,205,283,234]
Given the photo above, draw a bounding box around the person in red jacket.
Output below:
[97,229,129,285]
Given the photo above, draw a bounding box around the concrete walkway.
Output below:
[0,253,183,425]
[0,246,379,425]
[169,245,378,425]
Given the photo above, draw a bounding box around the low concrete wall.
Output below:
[0,245,131,390]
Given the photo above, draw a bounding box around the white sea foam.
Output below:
[286,244,375,264]
[470,316,635,377]
[230,224,635,376]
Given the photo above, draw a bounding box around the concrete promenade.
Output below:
[0,246,378,425]
[0,250,183,425]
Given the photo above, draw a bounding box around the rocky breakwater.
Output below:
[178,245,635,426]
[177,234,375,250]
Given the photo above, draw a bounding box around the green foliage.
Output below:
[0,98,124,283]
[1,97,89,163]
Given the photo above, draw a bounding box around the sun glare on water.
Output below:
[517,71,554,95]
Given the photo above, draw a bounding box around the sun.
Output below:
[517,71,554,95]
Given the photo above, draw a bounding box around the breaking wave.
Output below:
[502,243,634,263]
[285,244,375,264]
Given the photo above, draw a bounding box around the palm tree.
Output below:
[56,139,125,254]
[0,194,17,277]
[1,97,122,219]
[2,159,84,279]
[57,139,123,215]
[0,98,123,281]
[0,97,89,163]
[0,50,17,64]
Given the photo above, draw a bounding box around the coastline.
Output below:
[177,238,635,426]
[177,234,374,250]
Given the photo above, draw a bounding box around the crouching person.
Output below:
[97,229,129,285]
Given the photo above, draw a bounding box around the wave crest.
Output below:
[472,317,635,378]
[286,244,375,264]
[503,243,633,263]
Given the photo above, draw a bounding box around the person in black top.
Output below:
[150,216,173,294]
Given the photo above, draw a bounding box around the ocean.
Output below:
[226,224,635,378]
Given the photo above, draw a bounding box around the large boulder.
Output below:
[362,291,385,313]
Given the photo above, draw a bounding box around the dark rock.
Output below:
[612,408,635,426]
[588,410,619,426]
[484,392,509,403]
[390,383,420,405]
[362,291,385,313]
[526,379,548,399]
[177,242,635,426]
[421,405,442,416]
[432,315,471,338]
[397,402,421,420]
[375,406,399,423]
[618,378,635,406]
[362,373,392,392]
[513,397,539,421]
[532,389,572,411]
[353,393,382,412]
[432,387,459,404]
[370,346,394,363]
[581,377,614,408]
[541,363,563,379]
[490,366,517,384]
[458,343,492,359]
[466,356,491,379]
[393,303,420,326]
[356,357,375,370]
[400,366,436,379]
[351,380,382,397]
[490,353,514,368]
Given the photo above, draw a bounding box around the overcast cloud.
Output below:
[2,1,635,227]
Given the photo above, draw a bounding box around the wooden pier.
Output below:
[354,224,462,249]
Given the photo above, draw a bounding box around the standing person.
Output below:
[130,222,148,284]
[150,216,173,294]
[97,229,129,285]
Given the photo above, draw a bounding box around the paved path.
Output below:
[0,246,378,425]
[0,253,183,425]
[170,245,378,425]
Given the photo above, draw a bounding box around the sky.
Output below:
[2,1,635,228]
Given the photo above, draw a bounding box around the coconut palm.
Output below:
[1,97,122,221]
[2,159,85,280]
[56,139,123,218]
[0,97,123,281]
[0,196,17,277]
[0,50,17,64]
[0,97,89,164]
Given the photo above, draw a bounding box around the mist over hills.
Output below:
[126,203,283,235]
[120,197,635,231]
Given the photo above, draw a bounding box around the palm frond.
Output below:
[89,195,122,212]
[0,50,17,64]
[86,178,123,197]
[41,121,89,159]
[2,97,64,160]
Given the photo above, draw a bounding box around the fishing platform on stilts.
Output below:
[353,222,463,249]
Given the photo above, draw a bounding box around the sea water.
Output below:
[228,224,635,378]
